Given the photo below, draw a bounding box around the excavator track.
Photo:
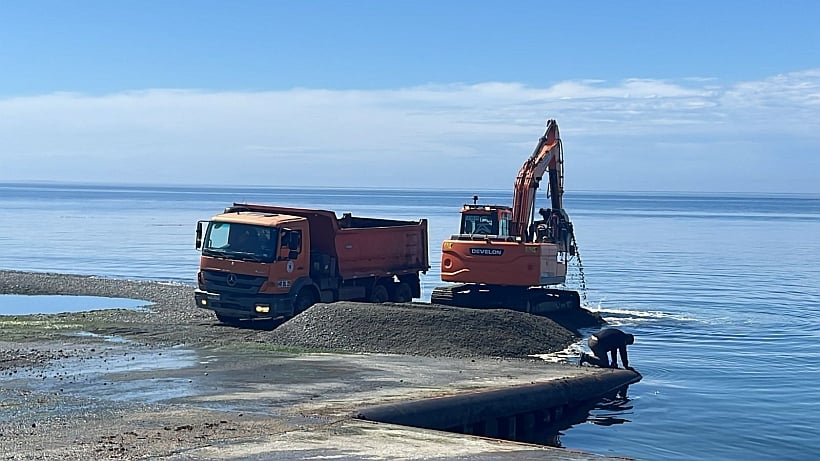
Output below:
[430,285,458,306]
[527,287,581,315]
[431,284,580,315]
[432,284,515,309]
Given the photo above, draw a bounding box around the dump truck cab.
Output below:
[195,210,312,320]
[199,212,305,265]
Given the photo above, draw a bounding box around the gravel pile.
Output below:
[263,301,578,358]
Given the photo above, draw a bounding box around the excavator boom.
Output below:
[510,119,563,238]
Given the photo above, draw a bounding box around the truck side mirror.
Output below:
[195,221,205,249]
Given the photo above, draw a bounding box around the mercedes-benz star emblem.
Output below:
[226,273,237,287]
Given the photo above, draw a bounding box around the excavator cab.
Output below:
[458,205,512,238]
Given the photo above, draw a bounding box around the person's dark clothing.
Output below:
[584,328,633,369]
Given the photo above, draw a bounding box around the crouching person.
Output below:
[579,328,635,371]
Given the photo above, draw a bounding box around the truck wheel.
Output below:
[391,282,412,303]
[369,284,389,303]
[215,313,241,325]
[293,288,316,315]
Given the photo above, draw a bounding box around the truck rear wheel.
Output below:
[391,282,412,303]
[369,284,389,303]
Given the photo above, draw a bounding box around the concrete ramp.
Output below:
[357,369,640,442]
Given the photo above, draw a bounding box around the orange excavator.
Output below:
[430,119,582,314]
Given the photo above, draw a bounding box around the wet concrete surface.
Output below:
[1,335,637,460]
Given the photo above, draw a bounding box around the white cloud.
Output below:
[1,69,819,192]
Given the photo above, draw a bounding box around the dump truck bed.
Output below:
[228,203,429,279]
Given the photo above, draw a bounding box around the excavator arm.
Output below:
[509,119,564,239]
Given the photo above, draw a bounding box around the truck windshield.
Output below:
[201,222,278,263]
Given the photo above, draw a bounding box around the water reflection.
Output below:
[0,294,150,315]
[524,384,635,448]
[587,394,634,427]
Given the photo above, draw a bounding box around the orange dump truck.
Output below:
[194,203,429,324]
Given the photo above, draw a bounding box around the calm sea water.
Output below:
[1,182,819,460]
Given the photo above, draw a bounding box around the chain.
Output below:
[568,229,589,305]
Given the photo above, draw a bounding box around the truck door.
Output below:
[280,227,309,282]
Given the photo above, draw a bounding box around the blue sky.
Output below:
[1,1,818,192]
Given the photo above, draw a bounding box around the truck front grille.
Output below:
[201,270,266,294]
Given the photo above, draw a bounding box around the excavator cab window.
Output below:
[461,213,498,236]
[498,213,510,237]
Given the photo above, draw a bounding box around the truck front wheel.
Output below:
[293,288,316,315]
[215,313,241,325]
